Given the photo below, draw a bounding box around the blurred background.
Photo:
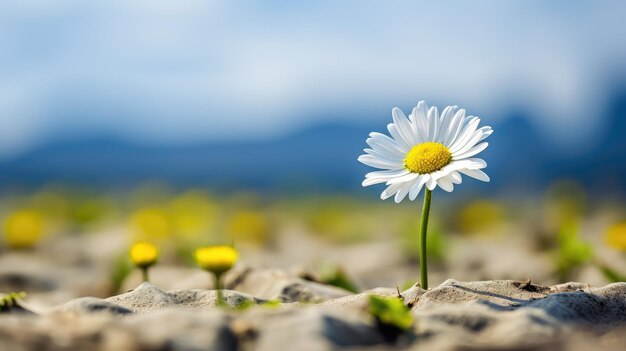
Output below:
[1,1,626,307]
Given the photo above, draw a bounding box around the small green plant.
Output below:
[233,298,256,311]
[555,221,592,281]
[598,265,626,283]
[597,221,626,283]
[261,299,282,308]
[109,254,133,295]
[0,292,26,312]
[368,295,414,342]
[319,265,359,293]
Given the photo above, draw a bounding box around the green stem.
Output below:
[419,188,432,290]
[141,267,150,282]
[214,273,225,307]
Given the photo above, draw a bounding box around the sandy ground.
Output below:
[2,273,626,350]
[2,225,626,350]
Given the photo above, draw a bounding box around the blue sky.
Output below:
[1,1,625,158]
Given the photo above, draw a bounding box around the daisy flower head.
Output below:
[358,101,492,203]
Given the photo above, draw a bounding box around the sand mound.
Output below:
[1,278,626,350]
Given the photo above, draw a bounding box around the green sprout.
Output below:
[0,292,26,312]
[233,298,256,311]
[261,299,282,308]
[555,221,592,281]
[597,221,626,283]
[598,265,626,283]
[319,265,360,293]
[109,254,133,295]
[368,295,414,339]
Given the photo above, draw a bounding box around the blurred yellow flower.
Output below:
[129,241,160,268]
[3,210,45,249]
[69,197,115,227]
[194,245,238,275]
[457,200,504,234]
[605,221,626,251]
[169,190,216,240]
[225,210,268,244]
[31,190,69,221]
[546,180,585,223]
[129,208,171,240]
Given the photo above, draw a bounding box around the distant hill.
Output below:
[1,88,625,195]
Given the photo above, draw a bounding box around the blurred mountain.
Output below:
[0,122,374,192]
[0,91,625,195]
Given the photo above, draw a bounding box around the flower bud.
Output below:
[129,241,159,268]
[194,245,238,276]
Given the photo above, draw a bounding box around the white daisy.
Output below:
[358,101,492,203]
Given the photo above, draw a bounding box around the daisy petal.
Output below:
[411,101,429,143]
[409,175,429,200]
[426,176,437,190]
[438,105,458,142]
[362,178,388,186]
[460,169,490,182]
[451,129,484,156]
[386,172,419,185]
[394,180,415,203]
[368,132,408,153]
[453,142,489,160]
[464,158,488,169]
[427,106,439,141]
[437,176,454,192]
[449,171,463,184]
[365,169,410,179]
[479,127,493,141]
[443,109,466,147]
[429,159,478,181]
[364,148,404,164]
[387,124,412,151]
[392,107,418,145]
[449,117,480,153]
[381,183,403,200]
[362,169,409,187]
[358,154,399,170]
[365,138,406,156]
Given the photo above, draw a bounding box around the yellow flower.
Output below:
[194,246,238,275]
[169,190,217,240]
[3,210,45,249]
[129,208,171,240]
[130,242,160,268]
[225,210,269,244]
[605,221,626,251]
[457,200,504,234]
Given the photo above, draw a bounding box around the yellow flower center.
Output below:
[404,142,452,174]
